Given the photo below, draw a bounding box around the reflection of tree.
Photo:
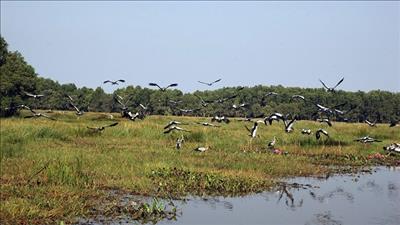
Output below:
[305,211,342,225]
[275,182,314,209]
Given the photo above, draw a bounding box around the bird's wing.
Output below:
[66,95,74,101]
[118,79,125,83]
[36,94,44,97]
[333,102,347,109]
[139,104,146,110]
[319,79,329,89]
[244,126,251,132]
[105,122,119,127]
[198,81,210,85]
[287,118,296,129]
[23,91,35,97]
[326,120,332,126]
[149,83,162,90]
[212,79,222,84]
[333,77,344,89]
[166,83,178,89]
[103,80,111,84]
[69,102,80,112]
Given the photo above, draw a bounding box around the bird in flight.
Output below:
[315,129,329,140]
[87,122,119,132]
[24,107,55,120]
[103,79,125,85]
[149,83,178,91]
[354,136,381,143]
[163,126,191,134]
[198,78,222,86]
[69,102,84,116]
[319,77,344,92]
[22,91,44,99]
[245,122,260,138]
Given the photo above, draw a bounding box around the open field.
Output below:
[1,111,399,224]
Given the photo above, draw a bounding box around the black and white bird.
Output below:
[87,122,118,132]
[354,136,381,143]
[22,91,44,99]
[213,94,238,104]
[163,126,191,134]
[317,118,332,127]
[178,108,200,114]
[103,79,125,85]
[196,122,220,127]
[265,92,278,97]
[176,135,185,150]
[232,103,248,110]
[291,95,306,101]
[319,77,344,92]
[69,102,84,116]
[383,143,400,154]
[194,94,212,107]
[25,108,55,120]
[265,113,286,125]
[245,122,259,138]
[267,136,277,149]
[149,83,178,91]
[198,78,221,86]
[365,119,377,127]
[284,117,296,133]
[164,121,187,130]
[301,129,312,135]
[168,99,183,106]
[315,129,329,140]
[211,115,230,123]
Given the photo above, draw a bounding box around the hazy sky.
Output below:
[1,1,399,93]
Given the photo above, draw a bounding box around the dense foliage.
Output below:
[1,37,399,122]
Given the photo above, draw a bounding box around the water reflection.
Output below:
[158,167,400,225]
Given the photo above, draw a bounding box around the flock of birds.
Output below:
[6,77,400,154]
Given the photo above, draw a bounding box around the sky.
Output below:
[1,1,399,93]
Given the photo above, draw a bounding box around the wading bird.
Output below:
[198,78,221,86]
[87,122,119,132]
[315,129,329,140]
[245,122,259,138]
[103,79,125,85]
[163,126,191,134]
[149,83,178,91]
[22,91,44,99]
[319,77,344,92]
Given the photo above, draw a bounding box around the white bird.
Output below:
[291,95,305,101]
[149,83,178,91]
[198,78,221,86]
[245,122,259,138]
[354,136,381,143]
[383,143,400,153]
[194,146,209,152]
[319,77,344,92]
[211,115,230,123]
[164,121,186,129]
[315,129,329,140]
[232,103,248,109]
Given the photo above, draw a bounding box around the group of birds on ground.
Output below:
[6,77,400,154]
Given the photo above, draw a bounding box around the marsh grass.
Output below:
[1,111,399,224]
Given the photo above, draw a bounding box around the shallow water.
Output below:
[159,167,400,225]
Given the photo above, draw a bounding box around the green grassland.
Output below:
[1,111,399,224]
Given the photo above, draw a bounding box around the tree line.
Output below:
[1,36,399,122]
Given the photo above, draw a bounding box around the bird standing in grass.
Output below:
[267,136,276,149]
[176,135,185,149]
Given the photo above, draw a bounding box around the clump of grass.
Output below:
[0,135,26,160]
[185,132,206,142]
[34,127,69,141]
[46,158,92,187]
[149,167,273,197]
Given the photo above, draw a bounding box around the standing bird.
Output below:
[245,122,259,138]
[198,78,222,86]
[176,135,185,150]
[22,91,44,99]
[103,79,125,85]
[149,83,178,91]
[267,136,277,149]
[315,129,329,140]
[87,122,119,132]
[319,77,344,92]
